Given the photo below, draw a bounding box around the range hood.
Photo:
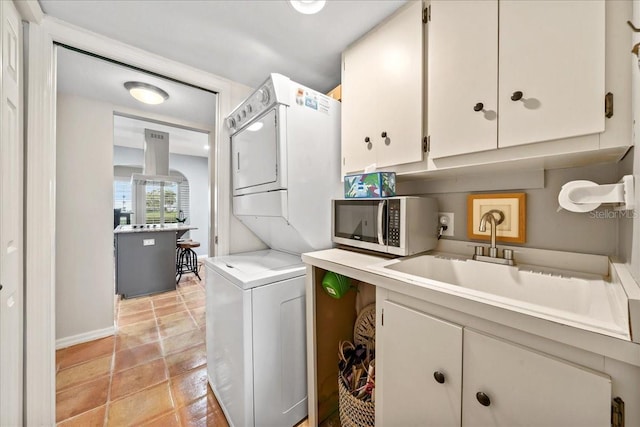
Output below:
[131,129,183,185]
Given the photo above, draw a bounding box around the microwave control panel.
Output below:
[388,199,401,247]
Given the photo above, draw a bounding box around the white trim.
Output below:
[24,15,237,424]
[41,15,233,258]
[14,0,43,24]
[24,22,56,426]
[55,326,116,350]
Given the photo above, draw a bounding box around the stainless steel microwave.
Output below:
[332,197,438,256]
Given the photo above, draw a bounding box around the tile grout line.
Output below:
[152,295,182,427]
[102,305,119,427]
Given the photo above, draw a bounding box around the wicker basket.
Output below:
[338,374,375,427]
[353,304,376,348]
[337,303,377,427]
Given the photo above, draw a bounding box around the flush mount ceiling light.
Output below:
[289,0,326,15]
[124,81,169,105]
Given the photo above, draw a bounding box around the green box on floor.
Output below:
[344,172,396,198]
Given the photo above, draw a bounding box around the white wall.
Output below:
[113,146,209,256]
[56,94,114,343]
[227,82,268,254]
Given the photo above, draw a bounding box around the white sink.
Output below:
[370,252,630,340]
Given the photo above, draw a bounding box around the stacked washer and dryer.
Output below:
[205,74,341,427]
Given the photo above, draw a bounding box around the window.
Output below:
[113,171,189,225]
[145,182,176,224]
[113,179,134,226]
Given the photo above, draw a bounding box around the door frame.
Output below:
[23,13,235,424]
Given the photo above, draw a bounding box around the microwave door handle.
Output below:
[377,200,386,245]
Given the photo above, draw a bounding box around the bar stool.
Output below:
[176,240,201,283]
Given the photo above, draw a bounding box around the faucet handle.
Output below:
[474,246,484,257]
[503,249,514,261]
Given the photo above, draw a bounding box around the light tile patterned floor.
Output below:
[55,273,229,426]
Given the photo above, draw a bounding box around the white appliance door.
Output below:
[206,266,254,427]
[232,108,279,195]
[252,276,307,426]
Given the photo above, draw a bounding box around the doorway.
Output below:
[54,45,217,347]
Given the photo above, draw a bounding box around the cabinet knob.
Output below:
[433,371,445,384]
[381,131,387,138]
[476,392,491,407]
[473,102,484,112]
[511,91,524,101]
[364,136,370,143]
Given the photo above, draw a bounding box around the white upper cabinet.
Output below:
[429,0,606,158]
[428,0,498,159]
[342,1,424,175]
[498,1,605,148]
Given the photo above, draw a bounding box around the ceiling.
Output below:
[40,0,408,93]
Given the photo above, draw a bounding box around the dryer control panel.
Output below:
[227,78,276,132]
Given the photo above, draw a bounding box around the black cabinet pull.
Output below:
[364,136,370,143]
[381,131,387,138]
[511,91,523,101]
[476,392,491,407]
[474,103,484,112]
[433,371,445,384]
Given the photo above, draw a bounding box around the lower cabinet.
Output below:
[378,300,612,426]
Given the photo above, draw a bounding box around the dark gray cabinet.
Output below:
[115,231,176,298]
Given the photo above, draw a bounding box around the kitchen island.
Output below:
[114,224,196,298]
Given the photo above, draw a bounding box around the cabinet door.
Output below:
[342,1,424,174]
[428,0,498,158]
[462,330,611,427]
[342,30,378,175]
[374,0,424,168]
[499,1,605,148]
[379,301,462,427]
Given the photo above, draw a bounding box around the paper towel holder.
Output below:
[558,175,635,213]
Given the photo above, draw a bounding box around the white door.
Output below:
[341,27,379,175]
[462,330,611,427]
[379,301,462,427]
[374,0,424,169]
[0,0,23,425]
[498,0,605,148]
[252,276,307,427]
[231,108,279,195]
[428,0,498,158]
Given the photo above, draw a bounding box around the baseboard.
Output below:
[55,325,115,350]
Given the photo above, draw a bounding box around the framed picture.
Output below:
[467,193,526,243]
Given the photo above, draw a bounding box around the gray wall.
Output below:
[399,160,632,257]
[114,146,209,256]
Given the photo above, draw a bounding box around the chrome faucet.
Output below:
[479,210,500,258]
[472,209,515,266]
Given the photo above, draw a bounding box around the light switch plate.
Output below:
[143,239,155,246]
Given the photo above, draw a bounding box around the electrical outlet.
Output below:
[438,212,454,237]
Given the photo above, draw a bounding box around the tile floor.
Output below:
[55,273,229,426]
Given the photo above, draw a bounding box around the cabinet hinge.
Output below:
[423,136,430,153]
[381,308,384,326]
[612,397,625,427]
[423,6,431,23]
[214,235,218,244]
[343,157,345,166]
[605,92,614,119]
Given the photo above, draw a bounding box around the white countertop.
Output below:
[302,244,640,367]
[114,224,197,234]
